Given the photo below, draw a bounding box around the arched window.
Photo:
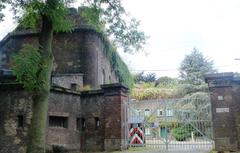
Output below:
[109,76,112,83]
[145,109,150,116]
[102,69,105,84]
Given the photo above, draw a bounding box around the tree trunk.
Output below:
[26,12,54,153]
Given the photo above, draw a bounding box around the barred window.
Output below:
[49,116,68,128]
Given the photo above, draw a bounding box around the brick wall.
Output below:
[0,86,32,153]
[206,73,240,151]
[101,84,129,151]
[0,83,128,152]
[52,74,83,90]
[0,27,118,90]
[47,90,82,151]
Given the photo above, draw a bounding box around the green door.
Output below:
[160,127,167,138]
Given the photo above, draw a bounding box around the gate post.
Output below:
[205,73,239,151]
[101,83,129,151]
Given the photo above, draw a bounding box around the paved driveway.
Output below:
[122,150,209,153]
[112,148,210,153]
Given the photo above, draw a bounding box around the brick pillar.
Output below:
[205,73,238,151]
[101,83,129,151]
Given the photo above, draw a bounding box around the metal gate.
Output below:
[127,97,214,151]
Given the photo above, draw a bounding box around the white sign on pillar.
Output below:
[216,108,229,113]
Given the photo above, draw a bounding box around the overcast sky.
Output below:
[1,0,240,78]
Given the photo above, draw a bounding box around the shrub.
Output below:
[171,124,194,141]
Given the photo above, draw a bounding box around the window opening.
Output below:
[95,117,100,129]
[145,109,150,116]
[157,109,163,116]
[17,115,24,128]
[102,69,106,84]
[49,116,68,128]
[71,83,77,90]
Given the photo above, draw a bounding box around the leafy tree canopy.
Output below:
[1,0,146,53]
[134,72,156,83]
[179,48,216,85]
[0,0,6,21]
[11,44,42,91]
[155,76,178,88]
[0,1,147,152]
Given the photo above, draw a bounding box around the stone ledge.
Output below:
[205,72,234,81]
[52,73,84,77]
[51,85,81,95]
[80,89,104,96]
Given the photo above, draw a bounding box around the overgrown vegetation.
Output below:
[171,124,195,141]
[131,73,179,100]
[131,48,216,100]
[81,7,134,88]
[134,72,156,83]
[131,83,177,100]
[11,44,41,91]
[1,0,146,152]
[105,44,134,88]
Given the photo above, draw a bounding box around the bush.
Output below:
[131,86,177,100]
[171,124,194,141]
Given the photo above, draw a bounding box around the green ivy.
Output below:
[105,43,134,89]
[81,7,133,89]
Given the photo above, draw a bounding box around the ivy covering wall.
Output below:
[104,42,134,89]
[80,7,134,89]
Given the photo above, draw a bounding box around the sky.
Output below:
[1,0,240,78]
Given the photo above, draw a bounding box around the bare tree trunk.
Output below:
[26,12,54,153]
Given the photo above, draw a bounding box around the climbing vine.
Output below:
[81,7,134,88]
[105,43,134,89]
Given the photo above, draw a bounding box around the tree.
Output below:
[0,1,146,153]
[144,72,156,82]
[155,76,178,88]
[133,72,156,83]
[177,48,216,123]
[0,1,5,21]
[179,48,216,85]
